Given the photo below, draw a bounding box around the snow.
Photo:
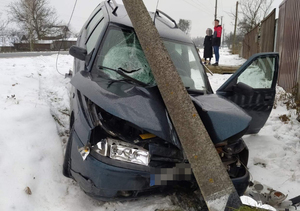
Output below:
[241,196,277,211]
[199,47,246,66]
[0,50,299,210]
[36,40,53,44]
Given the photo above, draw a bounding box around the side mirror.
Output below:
[69,46,87,61]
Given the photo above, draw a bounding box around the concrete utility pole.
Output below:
[232,1,239,54]
[215,0,218,20]
[122,0,242,210]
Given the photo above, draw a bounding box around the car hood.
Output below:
[191,94,251,143]
[71,72,251,146]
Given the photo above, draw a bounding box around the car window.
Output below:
[86,18,105,54]
[92,27,207,91]
[237,57,276,89]
[164,40,206,90]
[84,5,101,28]
[86,9,104,38]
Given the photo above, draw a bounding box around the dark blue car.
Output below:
[63,0,279,201]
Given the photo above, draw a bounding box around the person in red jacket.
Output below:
[212,19,222,66]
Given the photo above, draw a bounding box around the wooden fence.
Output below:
[242,9,276,59]
[260,9,276,53]
[242,25,260,59]
[276,0,300,98]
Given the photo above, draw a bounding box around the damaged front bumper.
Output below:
[69,130,250,200]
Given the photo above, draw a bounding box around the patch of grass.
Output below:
[279,114,290,123]
[59,109,70,116]
[52,114,64,127]
[254,162,267,168]
[276,85,300,122]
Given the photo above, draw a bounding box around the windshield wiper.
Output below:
[118,67,140,73]
[98,65,148,87]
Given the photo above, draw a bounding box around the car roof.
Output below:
[104,1,193,44]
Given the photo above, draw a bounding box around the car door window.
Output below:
[86,18,105,54]
[86,9,104,38]
[237,57,276,89]
[84,4,101,28]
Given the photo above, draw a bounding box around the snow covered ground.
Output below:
[199,47,246,66]
[0,51,299,210]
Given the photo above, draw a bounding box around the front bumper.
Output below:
[70,130,249,201]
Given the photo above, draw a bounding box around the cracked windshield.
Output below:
[94,28,207,91]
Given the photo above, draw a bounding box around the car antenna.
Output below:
[153,0,160,24]
[107,0,118,15]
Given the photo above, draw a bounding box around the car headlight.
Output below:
[93,138,150,166]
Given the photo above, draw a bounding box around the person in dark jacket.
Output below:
[203,28,213,65]
[212,19,222,66]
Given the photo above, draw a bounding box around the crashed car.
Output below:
[63,0,279,201]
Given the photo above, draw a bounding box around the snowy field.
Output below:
[0,52,299,210]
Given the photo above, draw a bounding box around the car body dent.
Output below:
[71,71,252,146]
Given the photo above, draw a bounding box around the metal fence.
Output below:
[242,9,276,59]
[276,0,300,98]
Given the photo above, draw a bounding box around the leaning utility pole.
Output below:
[215,0,218,20]
[122,0,242,210]
[232,1,239,54]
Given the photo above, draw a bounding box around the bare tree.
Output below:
[8,0,62,40]
[238,0,274,35]
[178,19,191,35]
[6,28,24,43]
[192,36,205,48]
[0,13,9,36]
[224,32,244,48]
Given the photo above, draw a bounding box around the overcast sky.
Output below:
[1,0,283,38]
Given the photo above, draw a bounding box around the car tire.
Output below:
[63,128,73,178]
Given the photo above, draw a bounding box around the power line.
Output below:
[190,0,213,14]
[55,0,78,76]
[182,0,210,15]
[181,0,212,17]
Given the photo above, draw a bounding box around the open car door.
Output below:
[216,52,279,134]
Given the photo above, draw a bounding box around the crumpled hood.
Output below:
[71,72,251,146]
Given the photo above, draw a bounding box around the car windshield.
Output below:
[93,28,207,91]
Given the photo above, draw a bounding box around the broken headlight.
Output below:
[93,138,150,166]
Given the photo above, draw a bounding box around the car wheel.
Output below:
[63,128,73,178]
